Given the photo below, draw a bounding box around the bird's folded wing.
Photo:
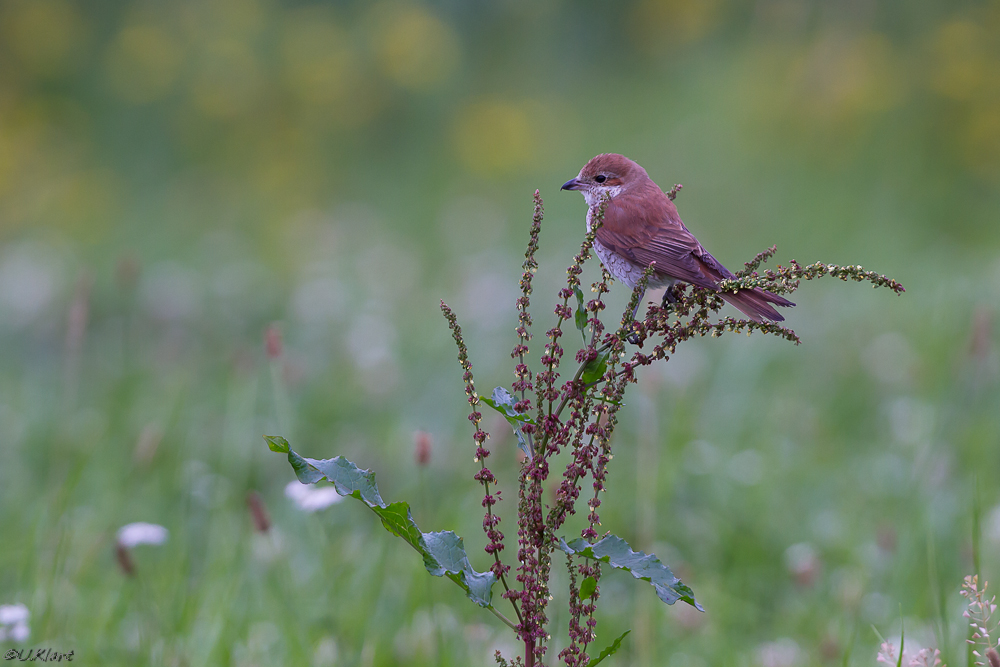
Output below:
[595,196,723,290]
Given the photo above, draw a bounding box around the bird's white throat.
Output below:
[582,185,623,209]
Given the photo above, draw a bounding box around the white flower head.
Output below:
[0,604,28,625]
[117,522,169,548]
[285,481,344,512]
[0,603,30,643]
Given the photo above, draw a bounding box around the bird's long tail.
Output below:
[720,288,794,323]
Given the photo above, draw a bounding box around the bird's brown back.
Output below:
[595,177,726,290]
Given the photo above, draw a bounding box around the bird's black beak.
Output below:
[561,178,582,191]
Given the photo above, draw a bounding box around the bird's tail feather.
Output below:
[720,288,794,323]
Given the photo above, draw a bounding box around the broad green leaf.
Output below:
[558,535,702,611]
[264,437,497,607]
[579,576,598,600]
[581,351,609,384]
[586,630,630,667]
[481,386,533,459]
[376,501,421,543]
[422,531,497,606]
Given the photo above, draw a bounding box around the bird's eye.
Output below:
[594,175,607,183]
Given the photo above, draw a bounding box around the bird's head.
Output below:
[561,153,648,207]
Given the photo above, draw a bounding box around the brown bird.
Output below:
[561,153,794,322]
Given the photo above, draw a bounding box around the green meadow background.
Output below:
[1,0,999,664]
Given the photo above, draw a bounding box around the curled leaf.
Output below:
[264,437,497,607]
[558,534,702,611]
[481,386,534,458]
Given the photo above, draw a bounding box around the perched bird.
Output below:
[561,153,794,322]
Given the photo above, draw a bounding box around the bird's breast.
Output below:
[592,238,674,291]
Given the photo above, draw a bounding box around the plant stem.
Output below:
[498,567,523,626]
[488,605,518,632]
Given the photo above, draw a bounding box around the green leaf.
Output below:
[264,434,289,453]
[265,438,497,607]
[481,386,534,424]
[421,531,496,606]
[581,350,609,384]
[586,630,631,667]
[481,386,534,459]
[558,535,702,611]
[579,576,598,600]
[574,286,588,335]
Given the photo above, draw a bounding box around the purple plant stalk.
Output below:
[440,301,522,629]
[441,190,903,667]
[555,265,655,666]
[512,192,543,419]
[513,202,656,665]
[512,199,618,664]
[501,190,544,634]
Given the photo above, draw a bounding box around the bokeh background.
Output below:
[1,0,999,664]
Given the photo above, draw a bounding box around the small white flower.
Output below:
[117,522,169,548]
[0,604,28,625]
[9,621,29,642]
[285,481,343,512]
[0,604,30,643]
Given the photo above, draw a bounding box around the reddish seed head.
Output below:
[66,274,92,354]
[115,254,140,291]
[246,491,271,533]
[414,431,432,466]
[115,543,136,577]
[970,307,993,360]
[265,324,282,359]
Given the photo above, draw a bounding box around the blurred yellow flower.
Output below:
[0,105,98,234]
[0,118,38,200]
[250,123,324,204]
[191,40,262,119]
[180,0,267,42]
[281,9,351,103]
[452,98,575,176]
[629,0,721,52]
[926,11,1000,180]
[1,0,87,77]
[279,7,381,131]
[929,21,995,101]
[453,100,534,176]
[104,25,184,104]
[369,3,459,91]
[732,31,908,161]
[788,32,905,123]
[47,169,119,241]
[963,106,1000,180]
